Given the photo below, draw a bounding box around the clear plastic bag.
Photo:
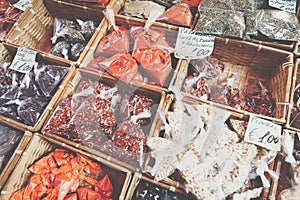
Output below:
[200,0,254,12]
[122,0,166,19]
[0,123,22,172]
[158,3,193,27]
[255,10,300,41]
[195,7,246,38]
[34,64,69,97]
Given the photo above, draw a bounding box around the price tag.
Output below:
[269,0,297,13]
[244,115,282,151]
[175,27,215,59]
[9,47,37,74]
[14,0,32,11]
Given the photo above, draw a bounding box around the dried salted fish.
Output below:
[122,1,165,19]
[195,8,245,38]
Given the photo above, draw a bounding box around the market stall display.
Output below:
[81,11,182,91]
[4,0,113,64]
[0,43,75,131]
[0,0,23,41]
[0,133,131,200]
[0,0,299,199]
[42,68,166,171]
[173,37,293,123]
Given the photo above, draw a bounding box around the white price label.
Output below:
[175,27,215,59]
[244,115,282,151]
[14,0,32,11]
[10,47,37,74]
[269,0,297,13]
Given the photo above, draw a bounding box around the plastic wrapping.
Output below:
[182,56,225,100]
[158,3,193,27]
[89,9,176,87]
[0,62,68,126]
[195,7,246,38]
[0,123,22,172]
[8,149,114,200]
[43,74,160,169]
[282,132,297,168]
[132,179,194,199]
[0,0,22,40]
[200,0,254,12]
[211,73,246,110]
[121,0,194,27]
[122,1,166,19]
[279,185,300,200]
[244,81,275,117]
[146,90,278,199]
[50,17,96,61]
[254,10,300,41]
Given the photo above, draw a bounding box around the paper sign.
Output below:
[14,0,32,11]
[269,0,297,13]
[244,115,282,151]
[9,47,37,74]
[175,27,215,59]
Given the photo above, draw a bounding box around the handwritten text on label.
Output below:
[244,115,282,151]
[175,27,215,59]
[269,0,297,13]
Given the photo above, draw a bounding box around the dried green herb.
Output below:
[195,8,245,38]
[200,0,253,12]
[256,10,300,41]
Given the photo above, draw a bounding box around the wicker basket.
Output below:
[0,133,132,200]
[80,14,184,93]
[267,129,299,200]
[286,59,300,131]
[148,95,279,199]
[4,0,121,65]
[172,37,294,124]
[0,130,32,191]
[117,1,199,29]
[41,68,167,172]
[125,173,196,200]
[0,42,76,132]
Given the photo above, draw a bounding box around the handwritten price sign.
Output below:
[175,27,215,59]
[9,47,37,74]
[269,0,297,13]
[244,115,282,151]
[14,0,32,11]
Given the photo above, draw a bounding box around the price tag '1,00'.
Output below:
[244,115,282,151]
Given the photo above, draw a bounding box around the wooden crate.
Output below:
[287,59,300,131]
[117,1,199,29]
[0,42,76,132]
[4,0,122,65]
[172,37,294,124]
[0,129,32,191]
[125,173,197,200]
[145,95,280,199]
[0,133,132,200]
[80,14,184,93]
[41,68,167,171]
